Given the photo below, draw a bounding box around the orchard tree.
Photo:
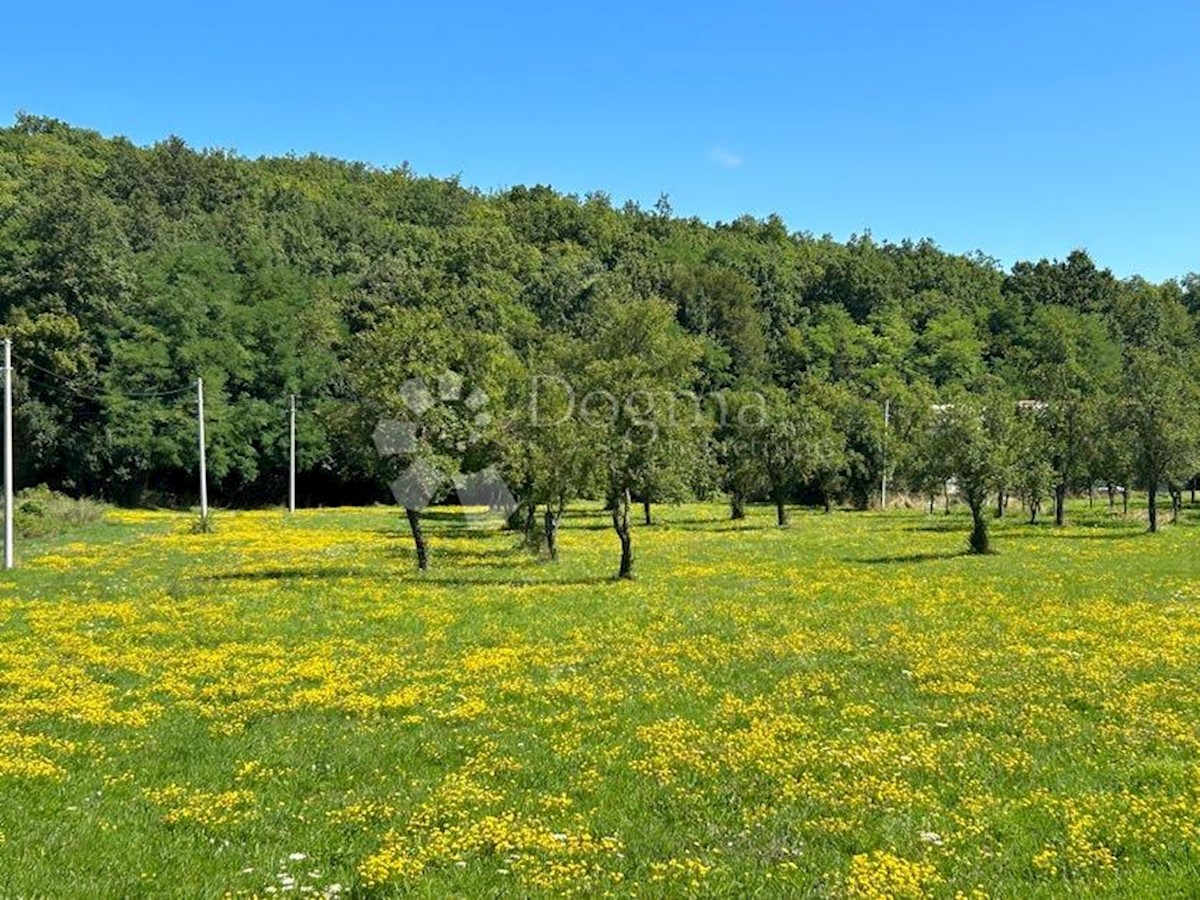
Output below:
[909,433,952,515]
[930,395,1009,554]
[984,396,1027,518]
[501,338,599,559]
[1114,280,1200,532]
[1022,305,1120,526]
[1094,406,1135,514]
[1011,406,1056,524]
[808,381,852,513]
[1122,348,1200,532]
[348,307,513,570]
[634,416,709,525]
[714,389,769,519]
[756,385,837,526]
[582,295,701,578]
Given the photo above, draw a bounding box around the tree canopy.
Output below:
[1,116,1198,563]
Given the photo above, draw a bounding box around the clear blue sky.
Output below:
[4,0,1197,280]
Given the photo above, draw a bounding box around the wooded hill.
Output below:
[1,114,1197,529]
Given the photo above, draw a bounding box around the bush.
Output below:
[11,485,106,538]
[189,510,217,534]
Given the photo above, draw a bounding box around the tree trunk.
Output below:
[969,501,990,554]
[928,495,935,515]
[730,492,745,520]
[523,503,536,539]
[823,494,833,514]
[1054,483,1066,527]
[996,489,1004,519]
[1148,485,1158,533]
[1029,500,1039,526]
[1088,485,1094,507]
[506,504,526,532]
[1170,487,1182,525]
[612,489,633,579]
[643,498,652,526]
[1107,483,1115,512]
[406,507,429,571]
[775,495,788,527]
[943,481,951,515]
[1123,489,1129,516]
[544,505,560,560]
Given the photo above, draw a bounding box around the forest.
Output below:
[2,114,1198,568]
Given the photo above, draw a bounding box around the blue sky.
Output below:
[3,0,1198,279]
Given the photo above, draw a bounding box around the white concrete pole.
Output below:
[881,398,890,510]
[4,338,13,569]
[288,393,296,514]
[197,377,208,521]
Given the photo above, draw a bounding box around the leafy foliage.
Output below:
[0,116,1197,557]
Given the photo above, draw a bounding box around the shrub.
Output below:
[190,511,217,534]
[11,485,106,538]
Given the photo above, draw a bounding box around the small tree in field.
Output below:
[715,390,769,520]
[808,380,851,514]
[1114,280,1200,532]
[1023,305,1120,526]
[908,409,953,515]
[632,417,708,526]
[757,386,834,526]
[930,396,1008,554]
[501,342,599,560]
[583,294,701,578]
[1005,402,1055,524]
[1012,413,1056,525]
[1095,401,1135,514]
[348,308,511,570]
[1122,348,1200,532]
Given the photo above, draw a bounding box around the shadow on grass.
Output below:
[424,544,526,559]
[197,564,614,587]
[416,575,618,588]
[417,509,483,523]
[197,566,373,581]
[905,520,968,533]
[845,551,972,565]
[705,523,777,533]
[378,547,535,571]
[1002,529,1144,541]
[376,525,509,542]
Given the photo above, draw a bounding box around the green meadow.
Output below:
[0,501,1198,898]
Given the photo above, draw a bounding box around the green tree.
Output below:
[501,338,598,559]
[929,396,1009,554]
[581,295,701,578]
[714,390,769,519]
[1121,348,1200,532]
[1021,305,1119,526]
[1010,405,1056,524]
[347,307,509,569]
[1113,280,1200,532]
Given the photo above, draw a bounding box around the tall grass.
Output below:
[11,485,107,538]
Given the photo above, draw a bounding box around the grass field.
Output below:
[1,500,1198,897]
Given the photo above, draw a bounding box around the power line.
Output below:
[14,355,197,400]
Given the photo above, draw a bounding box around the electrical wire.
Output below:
[14,355,195,400]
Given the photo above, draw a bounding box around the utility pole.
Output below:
[197,377,208,522]
[4,338,12,570]
[881,399,890,510]
[288,393,296,514]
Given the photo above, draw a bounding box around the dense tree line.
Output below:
[1,116,1198,571]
